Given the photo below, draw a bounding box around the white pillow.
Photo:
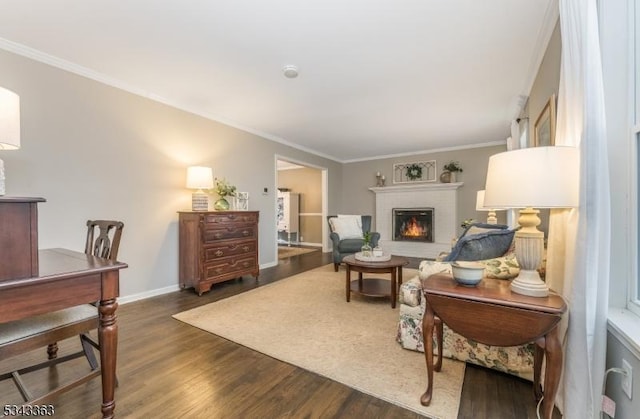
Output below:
[329,217,363,239]
[337,214,362,229]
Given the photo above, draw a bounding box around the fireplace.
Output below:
[392,208,434,242]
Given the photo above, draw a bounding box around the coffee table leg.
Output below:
[391,268,397,308]
[398,266,403,293]
[420,303,435,406]
[346,266,351,302]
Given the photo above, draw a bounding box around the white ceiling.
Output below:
[0,0,556,162]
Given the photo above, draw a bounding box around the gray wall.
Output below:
[340,144,509,237]
[0,48,342,300]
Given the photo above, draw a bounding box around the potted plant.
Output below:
[441,161,463,183]
[213,178,237,210]
[361,231,372,257]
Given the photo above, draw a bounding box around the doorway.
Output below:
[275,157,328,263]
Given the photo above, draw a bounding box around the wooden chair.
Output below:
[0,220,124,404]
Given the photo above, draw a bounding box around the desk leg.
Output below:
[346,266,351,302]
[542,326,562,419]
[420,304,435,406]
[99,298,119,419]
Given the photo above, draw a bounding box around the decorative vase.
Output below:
[361,243,372,257]
[439,171,451,183]
[214,197,230,211]
[450,171,457,183]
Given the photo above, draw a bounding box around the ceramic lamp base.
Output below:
[510,269,549,297]
[191,191,208,211]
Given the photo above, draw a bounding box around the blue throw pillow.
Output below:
[444,228,516,261]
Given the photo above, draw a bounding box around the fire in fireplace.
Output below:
[393,208,434,242]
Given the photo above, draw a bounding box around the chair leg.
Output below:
[47,343,58,360]
[334,263,339,272]
[79,334,99,371]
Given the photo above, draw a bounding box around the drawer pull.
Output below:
[242,230,250,236]
[242,262,250,267]
[214,233,223,239]
[215,268,224,274]
[243,246,250,252]
[215,250,224,257]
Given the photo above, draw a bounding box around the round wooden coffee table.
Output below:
[342,254,409,308]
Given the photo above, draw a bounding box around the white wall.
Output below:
[0,49,343,300]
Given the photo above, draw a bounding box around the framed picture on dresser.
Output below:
[234,192,249,210]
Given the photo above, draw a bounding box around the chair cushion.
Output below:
[0,305,97,346]
[329,217,363,239]
[337,238,365,253]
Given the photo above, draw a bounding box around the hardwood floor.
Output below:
[0,251,560,418]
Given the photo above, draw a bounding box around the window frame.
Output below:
[627,0,640,317]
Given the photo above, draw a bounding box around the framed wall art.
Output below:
[534,93,557,147]
[393,160,437,184]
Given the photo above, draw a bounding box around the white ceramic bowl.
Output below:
[451,261,485,286]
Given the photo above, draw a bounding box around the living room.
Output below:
[1,1,639,418]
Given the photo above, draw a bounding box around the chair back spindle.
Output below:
[85,220,124,261]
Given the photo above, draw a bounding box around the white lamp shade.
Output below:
[484,146,579,209]
[186,166,213,189]
[0,87,20,150]
[475,190,487,211]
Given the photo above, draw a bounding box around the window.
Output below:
[629,0,640,315]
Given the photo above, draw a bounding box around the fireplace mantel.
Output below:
[369,182,463,194]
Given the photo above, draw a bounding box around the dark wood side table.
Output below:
[342,254,409,308]
[420,274,567,419]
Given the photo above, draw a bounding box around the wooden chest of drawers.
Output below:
[178,210,259,295]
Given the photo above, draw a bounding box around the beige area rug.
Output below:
[277,246,320,259]
[173,264,465,419]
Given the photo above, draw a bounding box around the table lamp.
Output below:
[186,166,213,211]
[475,190,500,224]
[483,146,579,297]
[0,87,21,196]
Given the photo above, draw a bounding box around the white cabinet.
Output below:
[277,191,300,244]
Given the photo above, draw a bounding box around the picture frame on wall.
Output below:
[392,160,437,184]
[534,93,557,147]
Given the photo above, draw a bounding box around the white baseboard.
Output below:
[119,284,181,305]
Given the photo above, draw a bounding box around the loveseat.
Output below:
[396,258,536,381]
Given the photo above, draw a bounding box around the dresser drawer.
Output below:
[203,256,257,280]
[203,240,256,261]
[204,212,258,225]
[203,225,257,242]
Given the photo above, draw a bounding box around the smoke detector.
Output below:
[282,65,299,78]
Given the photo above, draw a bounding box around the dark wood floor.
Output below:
[0,250,560,418]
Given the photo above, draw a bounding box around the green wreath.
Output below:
[405,163,422,180]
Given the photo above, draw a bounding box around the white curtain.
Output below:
[546,0,610,417]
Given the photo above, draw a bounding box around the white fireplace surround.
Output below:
[369,183,463,259]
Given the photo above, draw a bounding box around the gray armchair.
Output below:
[327,215,380,271]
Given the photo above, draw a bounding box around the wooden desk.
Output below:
[420,274,566,419]
[0,248,128,419]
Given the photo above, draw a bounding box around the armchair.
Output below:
[327,215,380,271]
